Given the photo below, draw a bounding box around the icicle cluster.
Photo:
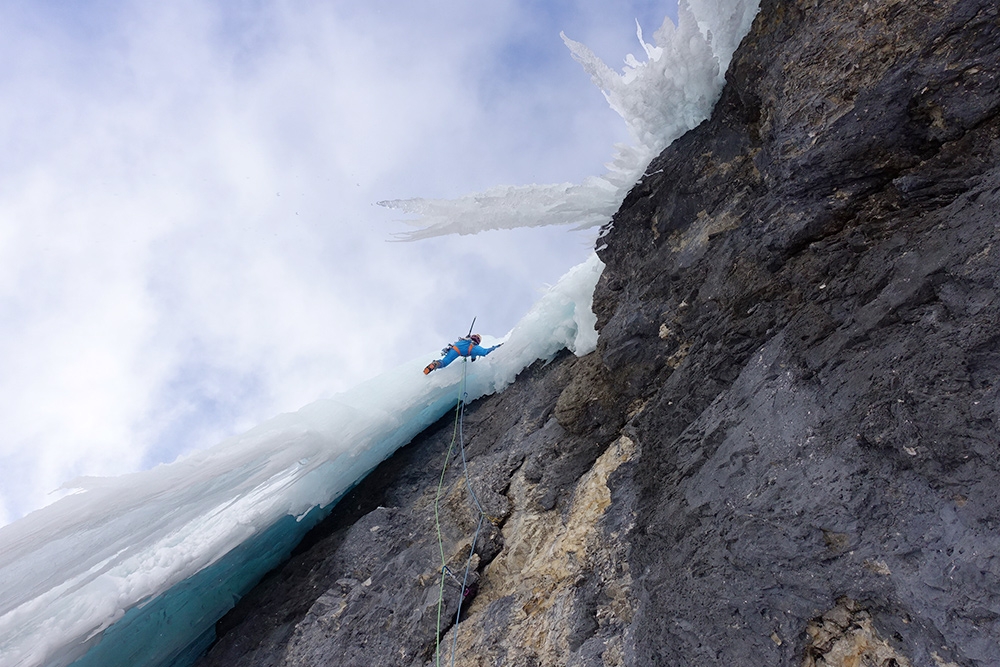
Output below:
[381,0,760,240]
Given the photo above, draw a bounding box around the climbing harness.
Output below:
[425,339,472,375]
[426,318,481,376]
[432,357,488,667]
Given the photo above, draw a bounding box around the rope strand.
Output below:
[433,364,467,666]
[450,381,487,666]
[432,358,488,667]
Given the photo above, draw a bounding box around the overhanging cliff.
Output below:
[197,0,1000,665]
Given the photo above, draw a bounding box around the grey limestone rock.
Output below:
[198,0,1000,665]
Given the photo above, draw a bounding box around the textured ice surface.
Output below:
[381,0,760,239]
[0,0,761,663]
[0,253,602,667]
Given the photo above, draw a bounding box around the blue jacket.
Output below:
[437,337,499,369]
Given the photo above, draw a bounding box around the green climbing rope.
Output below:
[432,358,488,667]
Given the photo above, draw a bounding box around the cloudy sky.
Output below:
[0,0,678,525]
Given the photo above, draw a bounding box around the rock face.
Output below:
[196,0,1000,665]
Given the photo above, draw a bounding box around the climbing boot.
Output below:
[423,360,441,375]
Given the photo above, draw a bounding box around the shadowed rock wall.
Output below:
[196,0,1000,665]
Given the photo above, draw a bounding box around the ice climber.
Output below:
[423,334,500,374]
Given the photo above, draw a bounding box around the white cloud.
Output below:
[0,0,677,524]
